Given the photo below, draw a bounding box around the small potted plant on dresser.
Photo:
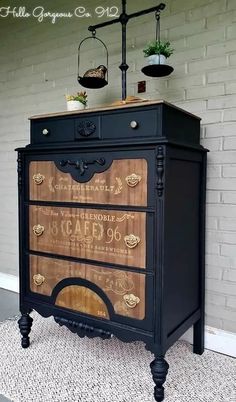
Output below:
[143,40,174,65]
[66,91,88,111]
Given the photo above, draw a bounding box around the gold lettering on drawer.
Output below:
[30,255,146,320]
[29,159,147,206]
[29,206,146,269]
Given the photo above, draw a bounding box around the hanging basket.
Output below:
[77,32,108,89]
[79,76,108,89]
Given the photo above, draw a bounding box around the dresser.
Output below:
[16,100,207,402]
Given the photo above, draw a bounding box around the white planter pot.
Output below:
[147,54,167,65]
[67,101,85,111]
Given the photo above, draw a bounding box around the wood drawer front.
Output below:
[29,206,146,269]
[30,255,146,320]
[29,159,147,206]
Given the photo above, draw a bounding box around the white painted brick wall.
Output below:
[0,0,236,333]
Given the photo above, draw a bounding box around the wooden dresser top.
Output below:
[29,100,200,120]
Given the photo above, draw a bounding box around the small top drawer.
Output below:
[102,108,158,139]
[31,119,74,144]
[31,116,100,144]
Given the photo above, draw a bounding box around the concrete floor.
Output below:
[0,394,11,402]
[0,288,19,402]
[0,288,18,321]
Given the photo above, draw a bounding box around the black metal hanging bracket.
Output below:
[87,1,166,100]
[78,31,109,89]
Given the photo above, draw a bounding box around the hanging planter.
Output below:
[77,31,108,89]
[141,12,174,78]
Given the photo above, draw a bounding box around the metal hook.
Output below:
[155,11,160,21]
[92,30,96,37]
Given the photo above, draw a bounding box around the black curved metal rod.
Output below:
[88,1,166,100]
[77,35,109,82]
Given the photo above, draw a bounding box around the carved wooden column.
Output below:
[18,314,33,348]
[150,356,169,402]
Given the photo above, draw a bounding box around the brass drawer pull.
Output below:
[33,224,45,236]
[33,274,45,286]
[33,173,45,185]
[124,234,140,249]
[125,173,141,187]
[123,294,140,309]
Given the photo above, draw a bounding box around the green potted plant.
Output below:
[65,91,88,111]
[143,40,174,65]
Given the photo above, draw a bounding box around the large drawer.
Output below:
[29,206,146,269]
[29,158,148,206]
[29,254,146,321]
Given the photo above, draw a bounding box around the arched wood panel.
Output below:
[55,285,110,319]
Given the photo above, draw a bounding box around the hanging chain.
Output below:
[155,11,161,45]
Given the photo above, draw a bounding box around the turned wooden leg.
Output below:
[18,313,33,348]
[193,317,205,355]
[150,356,169,402]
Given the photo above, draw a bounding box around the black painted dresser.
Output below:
[16,100,207,401]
